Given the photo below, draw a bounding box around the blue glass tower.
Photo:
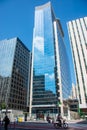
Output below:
[30,2,71,117]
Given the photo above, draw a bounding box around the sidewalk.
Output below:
[77,120,87,124]
[68,119,87,124]
[28,119,48,123]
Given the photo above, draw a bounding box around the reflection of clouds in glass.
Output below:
[34,49,40,61]
[34,36,44,54]
[45,73,54,80]
[45,73,55,93]
[49,73,54,80]
[0,65,11,77]
[0,38,16,77]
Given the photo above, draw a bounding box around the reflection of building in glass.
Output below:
[30,2,71,117]
[70,83,77,99]
[0,37,31,110]
[0,76,11,104]
[67,17,87,113]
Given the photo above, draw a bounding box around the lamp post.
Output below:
[53,104,54,117]
[6,104,8,115]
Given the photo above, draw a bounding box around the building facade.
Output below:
[70,83,77,99]
[67,17,87,112]
[30,2,71,118]
[0,37,31,111]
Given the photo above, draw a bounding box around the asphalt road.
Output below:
[0,121,87,130]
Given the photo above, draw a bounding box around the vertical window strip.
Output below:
[80,18,87,49]
[76,19,87,74]
[83,17,87,30]
[68,25,76,83]
[72,21,85,104]
[71,22,81,103]
[75,20,86,102]
[79,19,87,94]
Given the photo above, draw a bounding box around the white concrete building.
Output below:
[67,17,87,112]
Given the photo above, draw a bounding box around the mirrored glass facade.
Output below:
[0,38,16,77]
[55,20,71,99]
[0,37,31,111]
[31,2,71,116]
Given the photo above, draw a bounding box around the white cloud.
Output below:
[45,73,54,80]
[33,36,44,54]
[49,73,54,80]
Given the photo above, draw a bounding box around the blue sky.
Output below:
[0,0,87,84]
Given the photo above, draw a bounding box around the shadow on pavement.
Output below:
[76,120,87,124]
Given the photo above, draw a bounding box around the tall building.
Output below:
[0,37,31,111]
[67,17,87,112]
[30,2,71,117]
[71,83,77,99]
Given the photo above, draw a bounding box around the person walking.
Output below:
[46,114,51,123]
[0,117,1,125]
[3,114,10,130]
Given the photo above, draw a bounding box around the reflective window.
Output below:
[0,39,16,77]
[33,5,56,105]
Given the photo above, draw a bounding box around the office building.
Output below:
[0,37,31,111]
[71,83,77,99]
[67,17,87,113]
[30,2,71,117]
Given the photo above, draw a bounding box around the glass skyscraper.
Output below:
[67,17,87,113]
[30,2,71,117]
[0,37,31,111]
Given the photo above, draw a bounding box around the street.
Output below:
[0,121,87,130]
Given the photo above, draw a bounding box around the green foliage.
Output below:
[78,107,85,118]
[0,102,6,109]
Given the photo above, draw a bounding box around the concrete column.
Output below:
[68,105,70,120]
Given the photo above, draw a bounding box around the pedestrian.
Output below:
[0,117,1,124]
[56,114,62,126]
[46,114,51,123]
[3,113,10,130]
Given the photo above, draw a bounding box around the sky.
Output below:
[0,0,87,84]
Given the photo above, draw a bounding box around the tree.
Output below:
[0,102,6,109]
